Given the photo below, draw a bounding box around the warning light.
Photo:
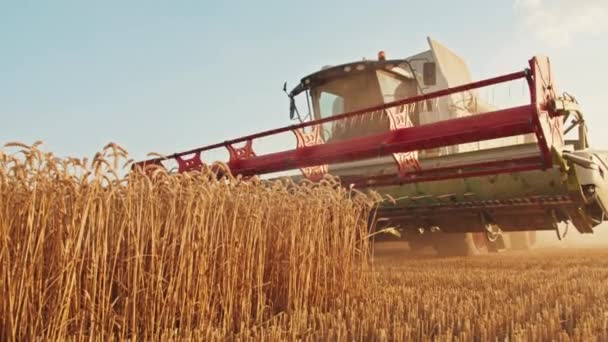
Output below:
[378,50,386,61]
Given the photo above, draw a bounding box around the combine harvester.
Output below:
[136,38,608,255]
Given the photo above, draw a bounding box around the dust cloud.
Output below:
[534,222,608,248]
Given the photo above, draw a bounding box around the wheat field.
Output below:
[0,143,374,340]
[2,143,608,341]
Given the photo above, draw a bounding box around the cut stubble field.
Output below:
[363,243,608,341]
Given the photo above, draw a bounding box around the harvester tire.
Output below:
[407,234,433,252]
[432,233,482,257]
[509,231,535,250]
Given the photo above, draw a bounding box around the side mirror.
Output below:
[289,97,297,120]
[284,81,304,121]
[284,81,296,120]
[423,62,437,86]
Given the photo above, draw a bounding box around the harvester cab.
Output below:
[287,38,501,151]
[135,37,608,256]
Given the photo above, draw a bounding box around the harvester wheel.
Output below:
[407,233,433,252]
[432,233,483,257]
[509,231,536,250]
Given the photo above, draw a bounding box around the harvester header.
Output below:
[136,57,564,186]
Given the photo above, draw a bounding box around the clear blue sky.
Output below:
[1,0,607,161]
